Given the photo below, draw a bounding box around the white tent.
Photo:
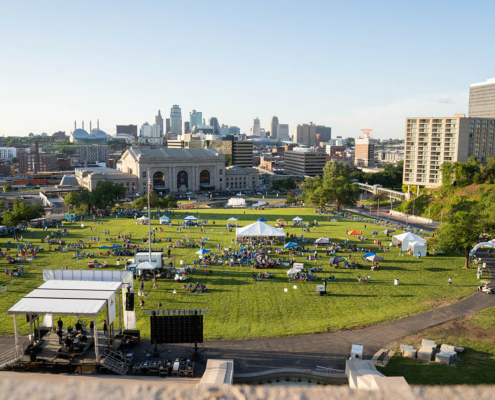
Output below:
[287,267,302,275]
[136,261,158,270]
[392,232,426,250]
[293,217,303,221]
[408,241,427,257]
[137,216,149,220]
[159,215,170,224]
[184,215,197,221]
[227,217,238,222]
[236,221,284,238]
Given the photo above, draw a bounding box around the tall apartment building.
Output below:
[316,125,332,142]
[116,125,138,138]
[170,105,182,135]
[293,123,316,146]
[402,113,490,187]
[78,145,110,166]
[270,116,279,139]
[184,121,191,134]
[469,78,495,118]
[284,148,326,177]
[0,147,17,161]
[354,137,375,167]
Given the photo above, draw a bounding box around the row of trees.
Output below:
[132,190,178,209]
[350,161,403,189]
[301,161,359,210]
[3,200,45,227]
[440,157,495,186]
[64,181,127,213]
[271,177,296,191]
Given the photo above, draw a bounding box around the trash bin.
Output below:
[394,279,399,285]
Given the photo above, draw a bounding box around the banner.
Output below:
[43,269,133,289]
[108,293,116,325]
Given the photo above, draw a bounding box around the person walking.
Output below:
[89,320,94,337]
[103,320,108,337]
[448,277,453,286]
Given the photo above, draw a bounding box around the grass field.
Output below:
[0,207,480,341]
[378,307,495,385]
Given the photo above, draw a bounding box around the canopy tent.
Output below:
[110,244,122,248]
[227,198,246,207]
[470,240,495,256]
[330,256,344,264]
[366,255,385,262]
[227,217,238,222]
[7,280,123,361]
[276,219,285,222]
[137,216,149,220]
[348,230,361,236]
[160,215,170,225]
[236,221,284,238]
[184,215,198,221]
[331,219,338,222]
[363,252,376,258]
[408,241,427,257]
[136,261,159,270]
[392,232,426,250]
[196,248,211,255]
[292,217,303,221]
[159,215,170,220]
[284,242,298,249]
[381,229,396,234]
[287,267,302,275]
[315,237,330,245]
[100,245,110,249]
[257,217,267,222]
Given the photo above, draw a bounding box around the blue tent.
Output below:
[159,215,169,220]
[363,252,376,258]
[284,242,298,249]
[100,246,110,249]
[257,217,267,222]
[195,248,211,255]
[111,244,122,248]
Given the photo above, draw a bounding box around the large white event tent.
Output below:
[8,280,122,360]
[407,241,427,257]
[136,261,158,270]
[235,221,284,240]
[392,232,426,250]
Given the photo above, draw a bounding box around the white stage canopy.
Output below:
[236,221,285,238]
[8,280,122,317]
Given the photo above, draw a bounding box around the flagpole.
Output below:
[148,168,152,262]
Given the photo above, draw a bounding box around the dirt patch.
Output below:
[402,317,495,345]
[421,297,460,309]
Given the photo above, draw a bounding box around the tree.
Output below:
[323,161,350,178]
[285,192,296,205]
[281,177,296,190]
[161,194,178,209]
[435,204,486,269]
[11,157,17,163]
[90,181,126,210]
[301,176,335,211]
[132,190,162,209]
[3,199,45,227]
[324,176,359,210]
[3,184,12,192]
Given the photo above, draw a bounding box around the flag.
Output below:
[148,177,152,197]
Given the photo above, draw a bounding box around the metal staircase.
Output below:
[98,349,132,375]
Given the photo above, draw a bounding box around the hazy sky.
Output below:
[1,0,494,139]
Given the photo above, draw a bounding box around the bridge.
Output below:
[356,183,411,201]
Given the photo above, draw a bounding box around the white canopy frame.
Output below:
[235,221,285,242]
[8,280,123,361]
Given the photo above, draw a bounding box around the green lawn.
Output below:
[0,207,480,341]
[378,306,495,385]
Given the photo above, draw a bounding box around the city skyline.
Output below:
[1,0,494,138]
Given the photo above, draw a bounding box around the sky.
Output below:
[1,0,494,139]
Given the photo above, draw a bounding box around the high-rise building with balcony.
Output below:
[293,123,316,146]
[402,113,495,187]
[170,105,182,135]
[469,78,495,118]
[355,136,375,168]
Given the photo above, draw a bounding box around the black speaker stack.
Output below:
[125,292,134,311]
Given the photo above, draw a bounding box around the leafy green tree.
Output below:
[90,181,126,210]
[11,157,17,163]
[323,160,350,178]
[285,192,296,205]
[132,190,162,209]
[3,199,45,227]
[161,194,178,209]
[282,177,296,190]
[435,204,486,269]
[3,184,12,192]
[325,176,360,210]
[301,176,334,211]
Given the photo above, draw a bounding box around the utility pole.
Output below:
[377,198,380,218]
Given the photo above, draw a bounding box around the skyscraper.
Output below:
[293,123,316,146]
[469,78,495,118]
[251,118,261,137]
[278,124,289,140]
[189,110,202,129]
[270,116,279,139]
[116,125,137,138]
[165,118,170,134]
[170,105,182,135]
[184,121,190,134]
[209,117,220,135]
[315,125,332,142]
[155,110,163,136]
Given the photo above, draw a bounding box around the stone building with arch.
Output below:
[117,147,227,195]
